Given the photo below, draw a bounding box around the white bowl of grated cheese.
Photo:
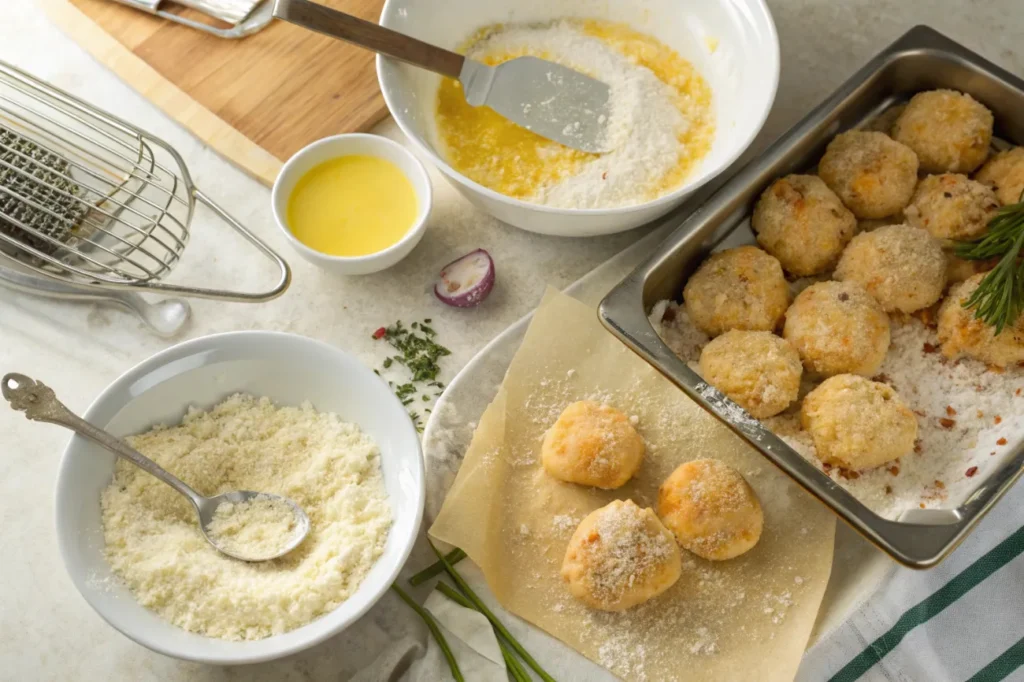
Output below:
[53,331,425,663]
[377,0,779,236]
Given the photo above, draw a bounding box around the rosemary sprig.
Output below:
[953,191,1024,334]
[429,540,556,682]
[409,547,467,586]
[391,584,464,681]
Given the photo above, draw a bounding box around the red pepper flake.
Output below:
[601,171,608,180]
[945,406,957,417]
[919,503,927,509]
[966,466,979,477]
[888,465,900,476]
[914,409,927,418]
[914,440,923,454]
[939,417,956,429]
[839,468,860,480]
[922,342,939,354]
[884,485,893,495]
[994,416,1002,425]
[822,462,833,472]
[372,327,387,340]
[1016,388,1021,396]
[934,480,945,489]
[997,437,1008,446]
[872,373,891,384]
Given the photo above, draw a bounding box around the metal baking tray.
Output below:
[599,25,1024,568]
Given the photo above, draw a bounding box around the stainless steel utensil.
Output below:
[599,25,1024,568]
[273,0,612,154]
[2,373,310,562]
[0,263,191,337]
[0,60,290,302]
[107,0,273,38]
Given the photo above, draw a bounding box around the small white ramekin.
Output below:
[271,133,432,275]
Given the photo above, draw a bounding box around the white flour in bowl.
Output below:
[100,394,391,641]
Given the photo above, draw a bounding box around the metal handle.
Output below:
[2,373,204,509]
[0,264,191,337]
[273,0,465,79]
[104,0,274,38]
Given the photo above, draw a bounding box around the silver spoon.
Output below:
[2,373,310,561]
[0,265,191,338]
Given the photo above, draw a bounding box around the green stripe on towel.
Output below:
[967,637,1024,682]
[831,525,1024,682]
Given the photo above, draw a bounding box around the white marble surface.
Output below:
[2,1,1022,680]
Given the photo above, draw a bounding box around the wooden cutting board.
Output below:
[41,0,390,186]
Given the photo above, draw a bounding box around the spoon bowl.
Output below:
[197,490,311,561]
[2,372,310,562]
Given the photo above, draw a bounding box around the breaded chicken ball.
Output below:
[682,246,790,337]
[904,173,1000,240]
[834,224,947,313]
[562,500,681,611]
[892,90,993,174]
[819,130,919,219]
[783,281,890,377]
[751,174,857,276]
[542,401,645,489]
[975,147,1024,206]
[801,374,918,470]
[698,331,802,418]
[938,273,1024,368]
[657,459,763,561]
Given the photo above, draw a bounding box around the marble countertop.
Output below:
[2,1,1021,679]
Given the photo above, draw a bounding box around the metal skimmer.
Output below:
[0,60,290,302]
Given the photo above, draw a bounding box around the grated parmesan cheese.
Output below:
[100,394,391,640]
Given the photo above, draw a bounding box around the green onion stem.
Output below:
[391,584,464,682]
[435,583,532,682]
[428,539,555,682]
[409,548,467,586]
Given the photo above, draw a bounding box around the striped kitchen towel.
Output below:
[797,478,1024,682]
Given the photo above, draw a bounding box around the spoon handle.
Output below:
[2,373,205,508]
[273,0,465,79]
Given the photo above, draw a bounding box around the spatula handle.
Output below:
[273,0,464,79]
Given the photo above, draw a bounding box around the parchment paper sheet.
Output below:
[430,288,836,681]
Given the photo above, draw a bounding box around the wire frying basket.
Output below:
[0,60,290,302]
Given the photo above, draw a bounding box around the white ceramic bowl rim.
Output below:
[54,330,425,664]
[376,1,780,218]
[270,133,433,264]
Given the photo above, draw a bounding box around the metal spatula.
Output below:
[273,0,612,153]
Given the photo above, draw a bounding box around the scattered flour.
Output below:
[100,394,391,640]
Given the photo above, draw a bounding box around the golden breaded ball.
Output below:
[834,224,947,313]
[938,274,1024,368]
[801,375,918,470]
[975,147,1024,206]
[542,401,644,489]
[819,131,919,219]
[698,331,802,418]
[657,459,763,561]
[682,246,789,337]
[561,500,681,611]
[892,90,993,174]
[905,174,1000,240]
[751,174,857,276]
[783,281,890,377]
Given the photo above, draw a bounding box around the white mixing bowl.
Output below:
[54,331,425,664]
[377,0,779,236]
